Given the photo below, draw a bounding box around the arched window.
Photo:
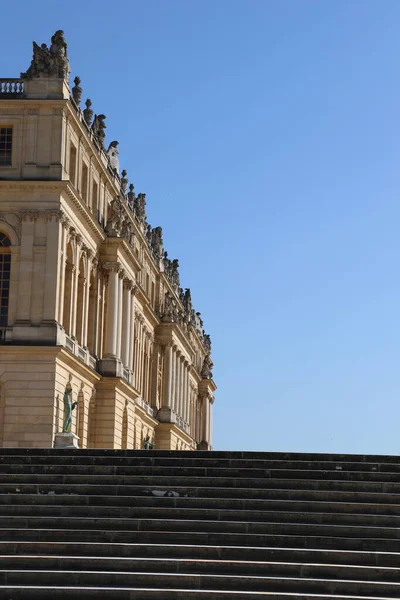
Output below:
[0,232,11,327]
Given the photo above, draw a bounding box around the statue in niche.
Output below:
[92,114,107,149]
[127,184,135,209]
[107,141,120,174]
[21,30,70,80]
[62,377,78,433]
[121,170,128,194]
[83,99,93,127]
[71,76,82,106]
[134,193,147,223]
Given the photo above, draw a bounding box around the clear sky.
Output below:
[2,1,400,455]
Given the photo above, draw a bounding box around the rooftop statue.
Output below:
[107,141,120,174]
[92,114,107,149]
[21,30,70,80]
[71,76,82,106]
[83,99,94,127]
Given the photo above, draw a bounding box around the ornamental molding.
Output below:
[44,208,63,223]
[19,209,39,222]
[102,261,122,274]
[0,211,21,242]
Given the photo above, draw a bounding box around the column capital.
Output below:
[19,209,39,222]
[123,278,135,290]
[102,261,122,274]
[44,209,64,223]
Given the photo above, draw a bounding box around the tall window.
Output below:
[69,144,77,187]
[0,232,11,326]
[0,127,12,166]
[81,163,88,204]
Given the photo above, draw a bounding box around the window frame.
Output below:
[0,126,13,167]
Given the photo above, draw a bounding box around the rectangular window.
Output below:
[0,127,12,166]
[81,163,88,204]
[69,144,77,187]
[92,180,98,215]
[0,253,11,326]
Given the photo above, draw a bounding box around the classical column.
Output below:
[179,356,185,419]
[162,342,173,408]
[174,350,181,415]
[16,210,38,323]
[42,209,63,323]
[57,215,70,325]
[71,235,82,338]
[103,262,120,357]
[82,251,92,347]
[202,393,210,445]
[121,279,132,367]
[128,286,136,371]
[116,270,124,359]
[183,361,189,424]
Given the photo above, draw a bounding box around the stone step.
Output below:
[4,473,400,493]
[4,503,400,527]
[0,587,395,600]
[1,570,400,595]
[1,542,399,566]
[3,493,400,516]
[3,515,400,539]
[3,482,400,503]
[2,528,399,551]
[1,448,399,465]
[2,455,400,472]
[4,463,400,482]
[3,555,400,581]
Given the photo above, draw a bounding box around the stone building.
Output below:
[0,31,216,450]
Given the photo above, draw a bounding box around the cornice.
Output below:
[62,181,106,244]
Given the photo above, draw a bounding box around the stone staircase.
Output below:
[0,449,400,599]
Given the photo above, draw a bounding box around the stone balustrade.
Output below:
[0,79,24,97]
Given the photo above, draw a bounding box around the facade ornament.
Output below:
[170,259,180,289]
[201,353,213,380]
[91,114,106,149]
[0,212,21,243]
[71,76,82,106]
[120,170,128,195]
[60,214,71,230]
[21,30,70,81]
[102,261,121,274]
[162,251,171,275]
[203,333,211,353]
[145,224,152,244]
[106,195,124,237]
[107,141,120,174]
[44,209,63,223]
[127,184,135,209]
[133,193,146,223]
[150,226,163,260]
[120,218,135,247]
[19,210,39,222]
[83,99,93,127]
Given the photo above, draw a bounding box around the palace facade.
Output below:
[0,31,215,450]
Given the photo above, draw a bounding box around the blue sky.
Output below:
[2,1,400,454]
